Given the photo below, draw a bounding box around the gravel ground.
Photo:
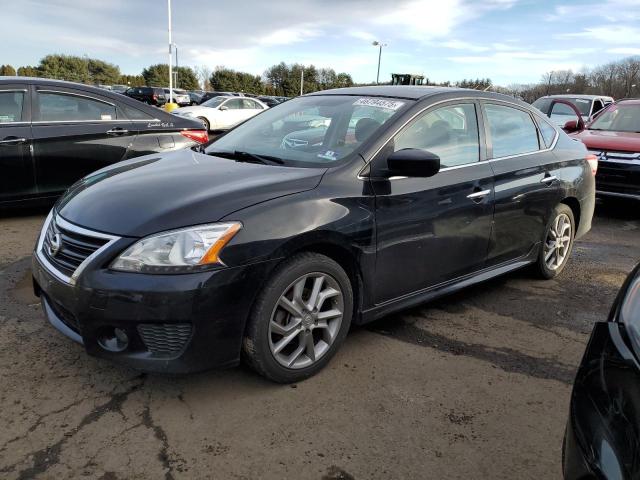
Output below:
[0,201,638,480]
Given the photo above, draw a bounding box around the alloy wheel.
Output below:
[544,213,572,270]
[268,272,344,369]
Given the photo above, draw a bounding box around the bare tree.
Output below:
[195,65,212,90]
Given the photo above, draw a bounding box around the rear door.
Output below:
[482,102,563,266]
[372,101,495,303]
[32,86,135,196]
[0,85,35,202]
[241,98,266,121]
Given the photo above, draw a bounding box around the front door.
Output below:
[0,86,36,202]
[31,87,135,196]
[371,102,495,304]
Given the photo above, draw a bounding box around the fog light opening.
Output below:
[97,327,129,352]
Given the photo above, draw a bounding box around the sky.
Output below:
[3,0,640,86]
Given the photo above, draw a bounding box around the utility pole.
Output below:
[175,44,179,88]
[372,41,387,84]
[167,0,173,103]
[300,68,304,96]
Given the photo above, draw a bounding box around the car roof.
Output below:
[540,94,614,100]
[617,98,640,105]
[304,85,530,106]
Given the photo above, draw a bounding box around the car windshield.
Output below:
[205,95,409,167]
[201,97,228,108]
[589,104,640,132]
[565,98,592,116]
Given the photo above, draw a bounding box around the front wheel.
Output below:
[243,253,353,383]
[535,203,575,279]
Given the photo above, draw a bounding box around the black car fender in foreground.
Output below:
[564,263,640,479]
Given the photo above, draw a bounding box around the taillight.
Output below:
[152,94,157,100]
[180,130,209,144]
[586,154,598,176]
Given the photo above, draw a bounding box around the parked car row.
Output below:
[0,77,208,206]
[532,95,640,202]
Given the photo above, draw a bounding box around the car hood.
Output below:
[571,129,640,152]
[57,149,326,237]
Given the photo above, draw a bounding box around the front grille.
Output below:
[137,324,192,357]
[40,215,111,280]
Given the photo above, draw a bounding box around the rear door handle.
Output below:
[467,189,491,201]
[106,128,129,136]
[540,175,558,185]
[0,137,27,146]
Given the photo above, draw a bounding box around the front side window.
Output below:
[485,104,539,158]
[393,104,479,168]
[224,99,243,110]
[0,91,25,123]
[38,92,117,122]
[206,95,408,167]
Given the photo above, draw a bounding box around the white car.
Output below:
[172,96,268,131]
[532,94,614,127]
[163,88,191,107]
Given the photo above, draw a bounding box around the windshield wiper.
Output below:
[208,150,285,165]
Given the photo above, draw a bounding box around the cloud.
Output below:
[558,26,640,45]
[441,40,490,52]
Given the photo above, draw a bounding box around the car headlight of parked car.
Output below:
[111,222,241,273]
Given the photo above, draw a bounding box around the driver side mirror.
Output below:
[387,149,440,177]
[563,119,582,133]
[219,105,228,111]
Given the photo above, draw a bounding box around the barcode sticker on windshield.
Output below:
[353,98,405,110]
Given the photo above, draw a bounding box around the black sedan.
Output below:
[564,263,640,479]
[0,77,207,206]
[31,86,595,382]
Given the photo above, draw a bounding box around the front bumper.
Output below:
[32,253,276,373]
[563,322,640,479]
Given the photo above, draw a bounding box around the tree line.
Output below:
[504,56,640,103]
[0,54,353,97]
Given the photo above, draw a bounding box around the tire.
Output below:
[534,203,575,279]
[243,253,353,383]
[197,117,210,131]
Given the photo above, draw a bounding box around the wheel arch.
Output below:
[561,196,581,231]
[270,232,366,325]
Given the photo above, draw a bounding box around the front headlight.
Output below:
[111,222,241,273]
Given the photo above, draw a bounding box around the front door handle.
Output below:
[106,128,129,136]
[467,189,491,200]
[540,175,558,185]
[0,137,27,146]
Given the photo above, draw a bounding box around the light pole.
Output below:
[167,0,173,104]
[372,41,387,84]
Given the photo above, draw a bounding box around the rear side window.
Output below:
[120,103,155,120]
[485,104,539,158]
[38,92,117,122]
[394,103,480,168]
[537,117,557,148]
[0,91,24,123]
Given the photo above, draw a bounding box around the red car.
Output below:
[569,99,640,201]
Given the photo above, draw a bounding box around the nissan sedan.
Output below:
[32,86,595,382]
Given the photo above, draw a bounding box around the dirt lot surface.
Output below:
[0,202,638,480]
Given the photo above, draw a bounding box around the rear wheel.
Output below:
[535,203,575,279]
[243,253,353,383]
[197,117,210,131]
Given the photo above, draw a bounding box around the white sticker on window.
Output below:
[353,98,405,110]
[0,115,15,122]
[574,99,590,103]
[101,114,113,121]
